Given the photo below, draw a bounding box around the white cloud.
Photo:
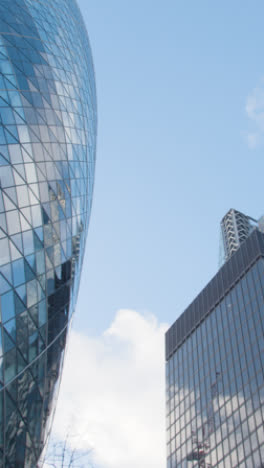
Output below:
[48,309,168,468]
[246,132,258,149]
[245,82,264,147]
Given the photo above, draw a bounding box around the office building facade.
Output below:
[0,0,97,466]
[166,228,264,467]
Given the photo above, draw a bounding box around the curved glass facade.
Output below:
[0,0,97,466]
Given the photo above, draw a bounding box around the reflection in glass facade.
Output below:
[0,0,96,466]
[166,230,264,468]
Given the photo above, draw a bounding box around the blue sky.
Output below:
[50,2,264,467]
[75,0,264,332]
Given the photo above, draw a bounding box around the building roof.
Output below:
[165,229,264,360]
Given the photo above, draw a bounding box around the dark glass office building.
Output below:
[0,0,96,466]
[166,228,264,468]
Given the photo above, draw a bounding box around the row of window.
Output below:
[166,259,264,467]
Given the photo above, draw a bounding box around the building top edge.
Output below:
[165,229,264,361]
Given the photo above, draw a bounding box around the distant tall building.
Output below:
[220,208,264,264]
[0,0,96,466]
[166,212,264,468]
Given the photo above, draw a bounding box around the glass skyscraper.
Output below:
[166,221,264,467]
[219,208,264,265]
[0,0,96,466]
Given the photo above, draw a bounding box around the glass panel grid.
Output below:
[0,0,97,465]
[166,257,264,468]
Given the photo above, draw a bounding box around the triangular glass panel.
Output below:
[13,106,26,123]
[1,263,12,284]
[29,183,39,199]
[4,76,17,90]
[27,79,39,93]
[34,226,43,243]
[36,167,46,182]
[21,207,32,226]
[19,213,31,232]
[28,127,40,144]
[26,254,36,273]
[58,198,66,215]
[13,163,26,180]
[42,94,52,108]
[36,161,46,176]
[0,273,11,295]
[0,144,10,161]
[21,147,32,163]
[11,233,23,253]
[4,348,17,384]
[4,126,19,144]
[3,329,15,353]
[0,154,9,166]
[48,186,57,203]
[17,349,27,373]
[53,222,60,237]
[39,322,46,342]
[42,206,50,225]
[14,286,26,314]
[43,142,52,156]
[38,274,45,290]
[58,204,65,221]
[15,285,26,306]
[33,232,43,251]
[38,334,45,354]
[55,265,62,281]
[48,127,57,143]
[4,317,16,341]
[5,187,17,205]
[13,171,25,187]
[28,189,39,206]
[22,143,33,159]
[64,178,70,192]
[21,90,33,106]
[3,193,16,212]
[28,309,37,334]
[24,260,35,282]
[10,241,22,261]
[49,181,58,196]
[29,124,40,139]
[52,222,59,241]
[16,312,28,362]
[45,252,53,270]
[46,246,54,264]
